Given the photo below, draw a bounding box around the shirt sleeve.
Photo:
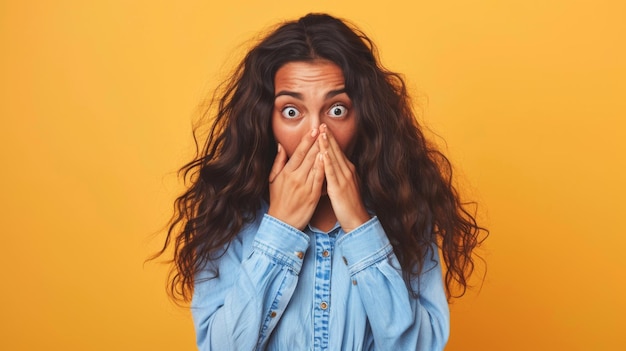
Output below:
[191,214,310,351]
[336,216,450,351]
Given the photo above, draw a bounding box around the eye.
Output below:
[281,106,301,119]
[328,104,348,118]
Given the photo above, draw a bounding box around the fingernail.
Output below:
[322,133,327,140]
[311,128,318,137]
[277,143,281,152]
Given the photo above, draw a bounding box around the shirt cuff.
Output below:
[253,214,311,273]
[336,216,393,275]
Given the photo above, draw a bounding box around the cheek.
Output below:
[328,120,357,154]
[272,116,300,158]
[334,133,353,151]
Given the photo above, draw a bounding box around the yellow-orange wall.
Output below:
[1,1,624,349]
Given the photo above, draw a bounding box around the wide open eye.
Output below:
[281,106,301,119]
[328,104,348,118]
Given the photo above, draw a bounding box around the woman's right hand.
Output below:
[267,128,325,231]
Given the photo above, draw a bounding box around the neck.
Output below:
[310,196,337,232]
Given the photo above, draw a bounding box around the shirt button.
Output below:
[270,311,277,318]
[295,251,304,259]
[320,302,328,310]
[322,250,329,257]
[342,256,348,265]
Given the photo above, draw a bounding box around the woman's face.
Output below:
[272,60,357,158]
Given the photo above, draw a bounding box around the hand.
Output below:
[268,128,325,230]
[318,124,371,233]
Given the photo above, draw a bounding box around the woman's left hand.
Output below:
[318,124,371,233]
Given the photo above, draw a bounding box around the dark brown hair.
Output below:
[155,13,487,302]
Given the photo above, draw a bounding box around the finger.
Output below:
[322,126,351,174]
[269,143,287,183]
[298,141,321,176]
[310,152,325,194]
[284,128,319,171]
[319,130,348,183]
[322,150,340,189]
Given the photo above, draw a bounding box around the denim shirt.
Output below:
[191,204,449,350]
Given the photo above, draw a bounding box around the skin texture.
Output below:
[268,60,370,232]
[158,14,486,303]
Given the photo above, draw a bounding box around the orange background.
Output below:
[1,0,625,350]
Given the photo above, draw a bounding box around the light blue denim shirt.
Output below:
[192,204,449,350]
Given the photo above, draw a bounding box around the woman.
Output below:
[159,13,485,350]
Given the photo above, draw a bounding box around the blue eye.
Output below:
[281,106,300,119]
[328,104,348,118]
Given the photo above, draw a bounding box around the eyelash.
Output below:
[327,104,348,118]
[280,103,349,119]
[281,106,300,119]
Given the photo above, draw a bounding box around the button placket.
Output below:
[312,232,334,350]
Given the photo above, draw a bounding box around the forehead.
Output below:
[274,60,345,91]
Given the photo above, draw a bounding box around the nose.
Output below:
[310,112,321,133]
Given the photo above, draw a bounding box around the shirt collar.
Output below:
[306,222,342,237]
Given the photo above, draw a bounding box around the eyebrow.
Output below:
[275,91,303,100]
[274,88,347,100]
[325,88,347,99]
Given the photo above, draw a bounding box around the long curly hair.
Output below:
[155,13,487,302]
